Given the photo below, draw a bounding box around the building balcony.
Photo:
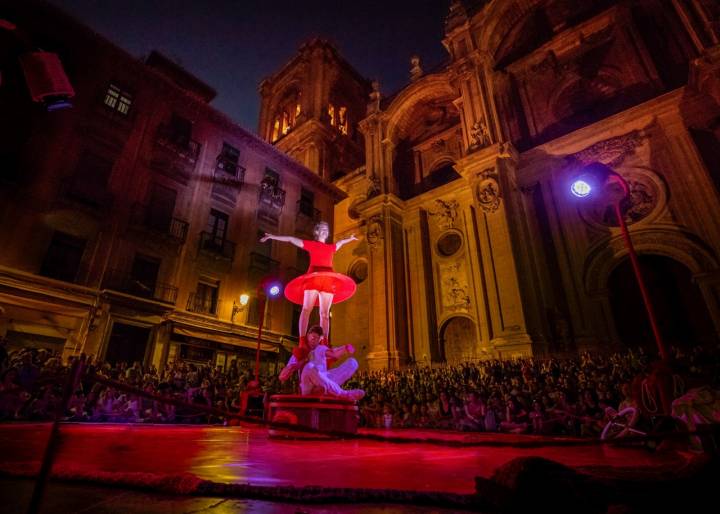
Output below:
[211,163,245,203]
[149,124,201,185]
[102,268,178,304]
[154,123,201,163]
[198,231,236,262]
[186,292,220,316]
[129,203,189,244]
[249,252,280,274]
[295,202,321,235]
[257,184,286,225]
[60,177,114,211]
[38,263,94,287]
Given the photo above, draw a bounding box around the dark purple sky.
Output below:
[50,0,451,132]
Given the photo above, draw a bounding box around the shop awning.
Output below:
[171,326,279,353]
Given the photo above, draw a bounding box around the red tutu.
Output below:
[284,271,357,306]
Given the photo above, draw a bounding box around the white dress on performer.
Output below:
[300,345,364,401]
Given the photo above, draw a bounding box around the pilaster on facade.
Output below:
[358,112,390,196]
[448,55,500,154]
[356,193,409,369]
[455,143,535,356]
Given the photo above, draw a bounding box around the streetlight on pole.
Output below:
[253,277,283,383]
[570,162,669,361]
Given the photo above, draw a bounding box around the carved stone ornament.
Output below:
[431,138,447,153]
[475,168,501,213]
[469,118,491,149]
[570,130,647,168]
[429,199,460,230]
[366,174,381,198]
[440,262,470,311]
[579,170,663,228]
[365,215,384,250]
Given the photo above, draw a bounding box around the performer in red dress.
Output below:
[260,221,358,338]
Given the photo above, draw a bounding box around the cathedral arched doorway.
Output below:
[608,255,716,353]
[440,316,476,363]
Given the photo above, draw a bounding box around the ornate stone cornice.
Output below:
[568,129,647,168]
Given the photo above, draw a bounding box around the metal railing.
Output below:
[295,202,321,234]
[38,263,92,286]
[129,203,189,243]
[154,123,201,163]
[186,291,220,315]
[249,252,280,274]
[102,268,178,304]
[259,183,286,207]
[211,163,246,200]
[199,231,236,261]
[60,177,114,210]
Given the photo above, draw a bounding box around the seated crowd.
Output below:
[0,343,280,424]
[1,338,718,438]
[346,345,720,436]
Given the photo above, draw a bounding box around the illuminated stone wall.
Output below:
[265,0,720,369]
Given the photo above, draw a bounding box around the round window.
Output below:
[349,260,368,284]
[436,232,462,257]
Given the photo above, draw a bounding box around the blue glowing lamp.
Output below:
[570,179,592,198]
[258,276,283,298]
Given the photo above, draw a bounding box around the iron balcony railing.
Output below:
[295,201,321,234]
[215,155,244,178]
[61,177,114,210]
[186,291,220,315]
[102,268,178,304]
[38,263,93,287]
[212,162,246,200]
[199,231,236,261]
[249,252,280,274]
[129,203,189,244]
[296,200,320,220]
[155,123,201,163]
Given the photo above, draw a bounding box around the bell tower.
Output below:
[258,39,371,181]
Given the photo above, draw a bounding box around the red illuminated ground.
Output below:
[0,423,691,494]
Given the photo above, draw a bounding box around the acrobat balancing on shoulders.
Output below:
[260,221,358,358]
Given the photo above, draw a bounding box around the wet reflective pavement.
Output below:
[0,422,689,494]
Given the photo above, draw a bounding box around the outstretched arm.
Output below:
[260,233,303,248]
[326,344,355,360]
[335,234,359,251]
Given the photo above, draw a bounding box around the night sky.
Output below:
[50,0,451,132]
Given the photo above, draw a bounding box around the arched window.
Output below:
[327,103,349,135]
[271,88,302,142]
[338,106,348,135]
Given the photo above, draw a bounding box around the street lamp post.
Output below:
[571,163,669,361]
[253,278,282,383]
[254,293,267,383]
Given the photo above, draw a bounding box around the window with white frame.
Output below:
[103,84,133,115]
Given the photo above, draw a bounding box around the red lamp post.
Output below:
[571,163,669,361]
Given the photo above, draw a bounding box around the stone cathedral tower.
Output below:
[258,39,371,181]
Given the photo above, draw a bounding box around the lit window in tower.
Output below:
[328,104,335,126]
[295,103,301,117]
[282,111,290,135]
[272,119,280,142]
[338,106,348,135]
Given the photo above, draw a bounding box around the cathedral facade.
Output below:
[259,0,720,369]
